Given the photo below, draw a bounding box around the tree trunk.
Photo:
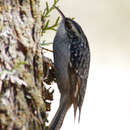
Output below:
[0,0,54,129]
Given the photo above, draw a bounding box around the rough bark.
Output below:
[0,0,55,129]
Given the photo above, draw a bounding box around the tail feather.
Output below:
[49,97,71,130]
[78,78,88,122]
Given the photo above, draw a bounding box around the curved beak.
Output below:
[55,7,66,21]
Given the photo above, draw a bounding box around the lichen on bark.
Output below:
[0,0,56,129]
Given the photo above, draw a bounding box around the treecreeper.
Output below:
[49,7,90,130]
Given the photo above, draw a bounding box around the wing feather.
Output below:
[69,37,90,120]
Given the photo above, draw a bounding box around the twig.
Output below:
[42,0,60,33]
[42,47,53,53]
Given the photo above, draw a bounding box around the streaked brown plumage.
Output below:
[49,7,90,130]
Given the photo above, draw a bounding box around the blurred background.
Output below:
[44,0,130,129]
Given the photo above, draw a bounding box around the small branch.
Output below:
[42,47,53,53]
[42,0,60,33]
[43,0,60,18]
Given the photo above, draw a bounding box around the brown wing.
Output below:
[69,37,90,120]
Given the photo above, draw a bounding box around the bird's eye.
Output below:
[65,21,72,30]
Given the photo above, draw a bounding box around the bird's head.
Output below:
[55,7,83,38]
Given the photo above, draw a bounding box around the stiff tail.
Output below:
[49,97,71,130]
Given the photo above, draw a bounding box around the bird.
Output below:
[49,7,90,130]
